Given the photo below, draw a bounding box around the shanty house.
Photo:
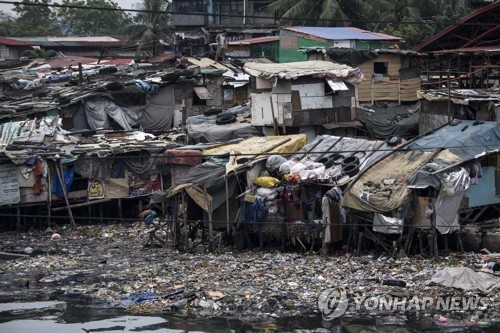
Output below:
[244,60,364,139]
[279,27,401,63]
[0,37,39,60]
[342,121,500,253]
[227,36,280,62]
[303,48,423,103]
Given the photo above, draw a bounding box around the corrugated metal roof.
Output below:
[0,37,39,46]
[285,27,401,41]
[228,36,279,46]
[193,86,212,100]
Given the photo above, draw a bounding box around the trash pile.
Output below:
[0,224,498,327]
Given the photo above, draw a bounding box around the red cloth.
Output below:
[33,159,43,195]
[164,150,202,166]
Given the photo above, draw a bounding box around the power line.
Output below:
[0,0,497,27]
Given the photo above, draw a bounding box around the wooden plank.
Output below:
[52,198,112,212]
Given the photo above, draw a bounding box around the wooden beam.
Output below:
[52,198,112,212]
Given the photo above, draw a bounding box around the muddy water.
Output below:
[0,300,499,332]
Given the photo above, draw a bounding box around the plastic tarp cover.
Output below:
[203,135,307,174]
[343,150,435,213]
[357,106,419,139]
[431,267,500,292]
[85,96,136,130]
[169,162,237,211]
[373,213,403,234]
[326,48,378,66]
[187,122,262,143]
[136,85,174,131]
[435,168,470,234]
[408,121,500,161]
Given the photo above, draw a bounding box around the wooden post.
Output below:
[225,175,230,234]
[16,204,20,231]
[78,63,83,85]
[47,169,51,229]
[118,199,123,221]
[204,186,213,240]
[55,160,76,228]
[269,95,279,136]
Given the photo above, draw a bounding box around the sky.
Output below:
[0,0,142,16]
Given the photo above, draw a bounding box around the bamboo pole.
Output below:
[54,160,76,228]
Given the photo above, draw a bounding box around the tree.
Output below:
[266,0,375,29]
[10,0,58,36]
[54,0,132,36]
[122,0,172,57]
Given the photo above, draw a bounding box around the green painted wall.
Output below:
[250,41,279,62]
[279,37,330,63]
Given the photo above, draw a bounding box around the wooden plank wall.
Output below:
[356,54,420,103]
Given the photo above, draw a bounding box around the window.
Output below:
[373,62,388,75]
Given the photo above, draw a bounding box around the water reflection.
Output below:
[0,301,498,332]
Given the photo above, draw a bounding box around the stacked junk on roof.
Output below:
[0,53,499,256]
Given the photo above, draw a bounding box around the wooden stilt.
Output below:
[16,204,20,231]
[204,186,213,241]
[47,169,51,229]
[54,160,76,228]
[225,175,230,234]
[118,199,123,221]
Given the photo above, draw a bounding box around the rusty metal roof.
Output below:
[414,2,500,52]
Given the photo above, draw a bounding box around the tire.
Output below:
[17,104,33,111]
[179,68,195,77]
[330,153,344,164]
[342,155,360,167]
[99,67,118,74]
[204,108,222,116]
[36,91,48,98]
[342,163,359,177]
[317,157,333,169]
[161,71,181,82]
[57,97,71,105]
[386,136,402,146]
[52,93,61,99]
[106,82,123,91]
[216,114,237,125]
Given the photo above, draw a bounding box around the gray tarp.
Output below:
[326,48,378,66]
[85,96,135,130]
[136,85,174,131]
[358,105,419,139]
[171,162,236,211]
[187,122,262,143]
[431,267,500,292]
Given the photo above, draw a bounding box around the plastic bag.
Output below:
[252,176,281,188]
[266,155,287,172]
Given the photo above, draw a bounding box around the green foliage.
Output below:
[54,0,132,36]
[432,5,472,36]
[21,48,58,59]
[10,0,58,36]
[122,0,172,56]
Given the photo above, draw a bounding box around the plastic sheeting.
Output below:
[373,213,403,234]
[187,122,262,143]
[204,135,307,174]
[408,120,500,162]
[343,150,435,213]
[435,168,470,234]
[85,96,136,130]
[431,267,500,292]
[357,105,419,139]
[136,85,174,131]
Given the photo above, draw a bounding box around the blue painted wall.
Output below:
[468,166,500,207]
